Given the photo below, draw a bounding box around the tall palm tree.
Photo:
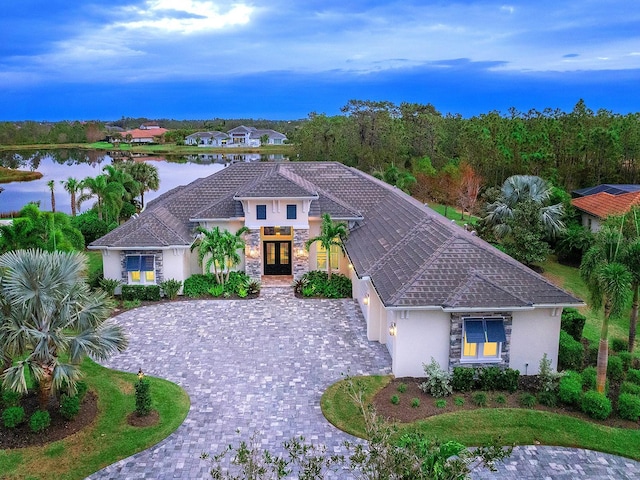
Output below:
[117,161,160,209]
[221,227,249,283]
[580,226,632,393]
[0,249,127,409]
[61,177,81,216]
[305,213,348,279]
[46,180,56,213]
[191,226,227,284]
[484,175,564,239]
[102,164,140,205]
[624,239,640,353]
[78,174,125,223]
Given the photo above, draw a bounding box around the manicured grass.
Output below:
[428,203,479,227]
[322,376,640,460]
[85,249,103,281]
[540,257,635,348]
[0,166,43,183]
[87,142,113,149]
[0,359,190,480]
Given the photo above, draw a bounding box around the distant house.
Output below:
[109,125,168,144]
[571,184,640,232]
[185,126,287,147]
[90,161,582,377]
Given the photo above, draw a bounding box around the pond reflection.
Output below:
[0,149,287,215]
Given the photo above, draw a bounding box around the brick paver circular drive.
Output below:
[89,288,640,479]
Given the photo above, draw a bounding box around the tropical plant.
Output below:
[305,213,348,279]
[78,174,126,223]
[115,161,160,209]
[0,249,128,409]
[46,179,56,213]
[191,226,249,285]
[61,177,82,216]
[580,225,632,393]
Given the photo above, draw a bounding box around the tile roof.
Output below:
[572,184,640,197]
[91,161,582,309]
[571,191,640,219]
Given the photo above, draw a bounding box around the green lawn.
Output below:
[428,203,479,227]
[0,360,190,480]
[322,376,640,460]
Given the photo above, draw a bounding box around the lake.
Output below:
[0,149,288,215]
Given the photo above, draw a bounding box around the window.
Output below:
[126,255,155,284]
[256,205,267,220]
[462,318,506,361]
[286,204,297,220]
[316,243,341,270]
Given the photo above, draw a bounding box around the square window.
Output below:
[126,255,155,285]
[257,205,267,220]
[286,204,297,220]
[461,318,505,361]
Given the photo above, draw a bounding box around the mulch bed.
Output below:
[126,409,159,427]
[373,377,640,430]
[0,391,98,449]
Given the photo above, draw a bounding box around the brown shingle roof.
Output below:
[571,191,640,219]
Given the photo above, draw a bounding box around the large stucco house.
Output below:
[571,184,640,232]
[90,162,582,377]
[185,126,287,147]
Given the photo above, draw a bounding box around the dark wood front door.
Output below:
[263,241,292,275]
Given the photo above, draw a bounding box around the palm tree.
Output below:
[0,249,127,409]
[624,239,640,353]
[102,164,140,205]
[61,177,81,216]
[190,226,248,285]
[580,226,632,393]
[221,227,249,283]
[484,175,564,239]
[117,161,160,209]
[78,174,125,223]
[305,213,348,279]
[46,180,56,213]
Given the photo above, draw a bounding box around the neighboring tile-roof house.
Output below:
[571,191,640,219]
[91,162,579,310]
[572,184,640,197]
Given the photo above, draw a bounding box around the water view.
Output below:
[0,149,288,215]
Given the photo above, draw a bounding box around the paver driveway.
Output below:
[89,287,392,479]
[89,287,640,479]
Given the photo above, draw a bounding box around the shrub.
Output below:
[208,284,224,297]
[123,299,141,309]
[560,308,586,342]
[627,368,640,386]
[619,352,633,372]
[633,356,640,370]
[2,389,21,408]
[70,210,108,244]
[454,396,464,407]
[397,383,407,394]
[476,366,501,391]
[411,398,420,408]
[121,284,161,301]
[435,399,447,408]
[582,366,597,390]
[580,390,611,420]
[607,355,624,384]
[519,393,536,408]
[472,392,487,407]
[99,278,121,297]
[2,406,25,428]
[494,394,506,405]
[75,381,88,402]
[297,271,352,298]
[451,367,475,392]
[611,337,629,353]
[160,279,182,300]
[538,353,560,393]
[247,280,261,295]
[585,342,599,367]
[537,391,558,407]
[135,377,152,416]
[419,358,452,397]
[29,410,51,433]
[184,274,213,297]
[621,381,640,395]
[390,395,400,405]
[617,393,640,421]
[499,368,520,393]
[581,390,612,420]
[558,371,583,405]
[558,330,583,371]
[60,394,80,420]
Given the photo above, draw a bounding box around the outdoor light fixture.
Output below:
[137,368,145,380]
[389,322,397,337]
[247,246,259,259]
[297,247,306,256]
[348,263,353,269]
[363,294,370,306]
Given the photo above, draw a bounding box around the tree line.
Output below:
[292,99,640,192]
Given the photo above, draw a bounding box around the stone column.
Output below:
[293,228,309,280]
[244,229,262,282]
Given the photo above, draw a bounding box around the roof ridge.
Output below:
[148,206,191,243]
[444,270,530,308]
[277,165,318,196]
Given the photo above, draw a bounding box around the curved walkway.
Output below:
[89,288,639,479]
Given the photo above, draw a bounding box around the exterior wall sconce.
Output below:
[297,247,306,257]
[247,246,259,259]
[389,322,397,337]
[363,293,370,306]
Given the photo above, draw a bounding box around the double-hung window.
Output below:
[126,255,155,284]
[462,317,506,361]
[316,243,341,270]
[256,205,267,220]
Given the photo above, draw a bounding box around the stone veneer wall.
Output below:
[293,228,309,280]
[245,229,262,281]
[448,312,512,371]
[120,250,164,284]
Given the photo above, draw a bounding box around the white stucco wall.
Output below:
[162,248,190,286]
[581,213,601,233]
[242,199,312,229]
[509,308,561,374]
[101,250,122,281]
[392,309,451,377]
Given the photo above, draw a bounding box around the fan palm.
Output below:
[305,213,348,279]
[580,226,632,393]
[0,249,127,409]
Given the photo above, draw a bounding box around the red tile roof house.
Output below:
[110,125,169,144]
[571,190,640,232]
[89,162,582,377]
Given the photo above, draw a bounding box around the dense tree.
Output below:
[115,161,160,209]
[305,213,348,279]
[0,249,127,409]
[78,174,126,223]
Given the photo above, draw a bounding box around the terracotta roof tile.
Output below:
[571,191,640,218]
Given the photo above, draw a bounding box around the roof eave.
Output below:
[88,245,191,251]
[233,194,319,201]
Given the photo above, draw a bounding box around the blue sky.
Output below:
[1,0,639,121]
